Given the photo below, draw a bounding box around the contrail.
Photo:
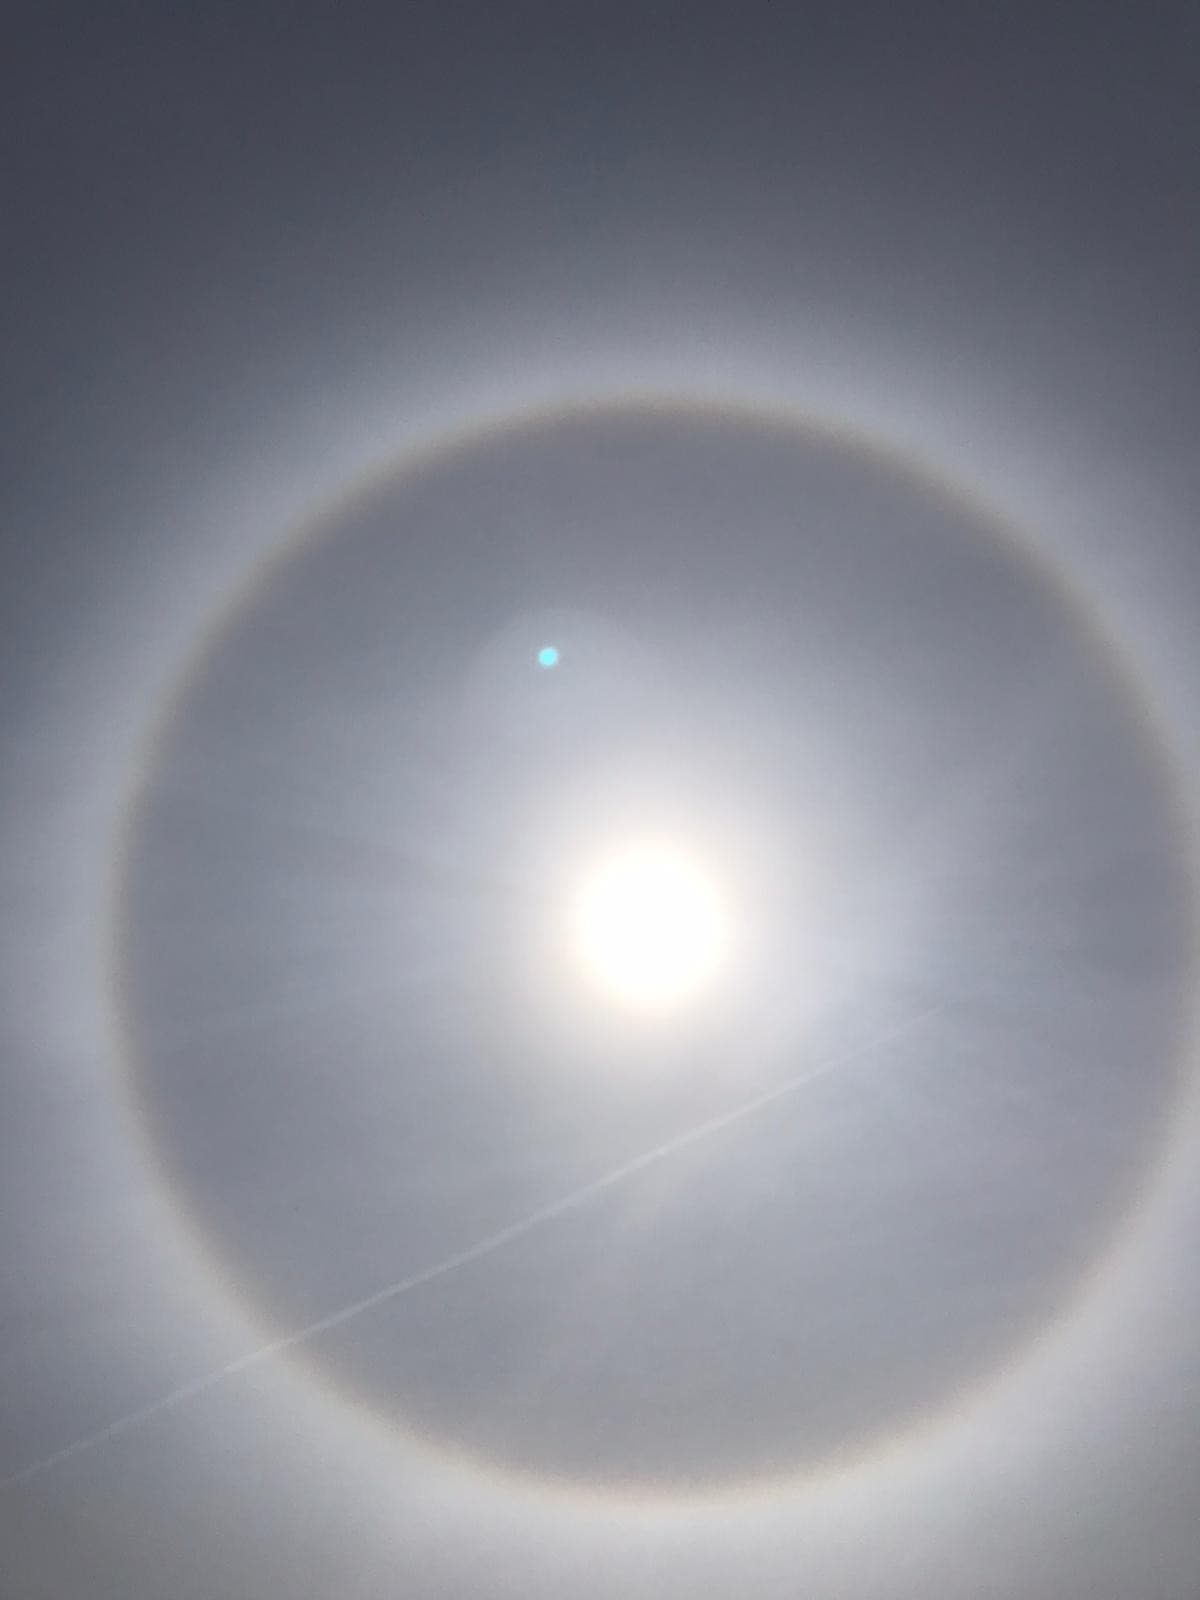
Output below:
[1,1003,942,1492]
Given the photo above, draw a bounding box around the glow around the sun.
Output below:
[568,841,730,1012]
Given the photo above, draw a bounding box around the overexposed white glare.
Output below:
[569,842,730,1011]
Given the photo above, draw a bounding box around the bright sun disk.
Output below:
[569,843,729,1011]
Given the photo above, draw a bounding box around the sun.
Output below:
[569,842,730,1012]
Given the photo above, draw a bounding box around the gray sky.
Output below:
[3,9,1200,1598]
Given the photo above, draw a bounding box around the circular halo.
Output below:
[105,390,1198,1516]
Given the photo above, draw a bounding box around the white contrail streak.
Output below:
[1,1004,942,1492]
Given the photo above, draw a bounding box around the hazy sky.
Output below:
[3,9,1200,1599]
